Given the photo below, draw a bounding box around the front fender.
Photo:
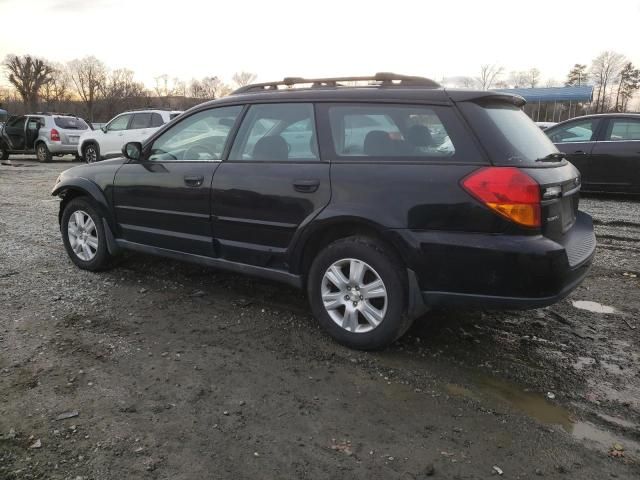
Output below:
[52,177,115,230]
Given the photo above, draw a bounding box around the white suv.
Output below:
[77,109,182,162]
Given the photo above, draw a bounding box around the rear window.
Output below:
[326,104,473,161]
[459,102,560,166]
[54,117,89,130]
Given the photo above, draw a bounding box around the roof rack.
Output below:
[232,72,441,94]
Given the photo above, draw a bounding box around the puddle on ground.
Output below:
[572,300,619,314]
[446,375,640,457]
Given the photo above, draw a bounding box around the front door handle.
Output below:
[572,150,587,155]
[293,179,320,193]
[184,175,204,187]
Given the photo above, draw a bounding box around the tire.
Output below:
[61,197,112,271]
[307,236,411,350]
[35,142,52,163]
[0,144,8,161]
[83,143,100,163]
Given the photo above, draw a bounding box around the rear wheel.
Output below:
[0,145,8,161]
[61,198,112,271]
[83,143,99,163]
[307,236,411,350]
[36,142,52,163]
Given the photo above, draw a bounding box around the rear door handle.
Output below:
[293,179,320,193]
[184,175,204,187]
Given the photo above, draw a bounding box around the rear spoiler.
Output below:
[445,89,526,107]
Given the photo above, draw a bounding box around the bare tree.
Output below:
[3,54,54,111]
[614,62,640,112]
[590,51,626,113]
[476,64,504,90]
[68,56,107,122]
[41,63,72,111]
[524,68,541,88]
[232,71,257,88]
[101,69,147,118]
[508,70,527,88]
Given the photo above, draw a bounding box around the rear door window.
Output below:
[546,119,601,144]
[325,104,471,161]
[605,118,640,141]
[130,113,152,129]
[151,113,164,127]
[229,103,319,161]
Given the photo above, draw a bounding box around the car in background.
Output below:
[535,121,556,130]
[0,113,89,162]
[0,108,8,127]
[544,113,640,194]
[78,109,183,163]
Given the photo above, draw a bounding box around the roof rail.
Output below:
[232,72,441,94]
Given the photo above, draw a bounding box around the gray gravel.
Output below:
[1,159,639,479]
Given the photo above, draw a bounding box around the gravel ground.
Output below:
[1,158,639,479]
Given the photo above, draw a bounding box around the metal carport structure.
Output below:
[493,86,594,122]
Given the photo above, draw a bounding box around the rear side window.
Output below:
[606,119,640,141]
[229,103,319,161]
[130,113,152,129]
[325,104,471,161]
[546,119,600,144]
[459,102,559,166]
[54,117,88,130]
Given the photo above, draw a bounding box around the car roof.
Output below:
[547,113,640,129]
[196,86,524,110]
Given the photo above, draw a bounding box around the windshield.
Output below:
[54,117,89,130]
[459,101,561,166]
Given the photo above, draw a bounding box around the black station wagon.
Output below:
[52,73,596,350]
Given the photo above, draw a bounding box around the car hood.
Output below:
[54,157,127,192]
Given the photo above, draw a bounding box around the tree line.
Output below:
[450,50,639,114]
[2,51,638,123]
[1,54,256,122]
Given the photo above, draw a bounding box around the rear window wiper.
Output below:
[535,152,566,163]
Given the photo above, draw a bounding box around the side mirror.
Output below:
[122,142,142,161]
[101,126,108,133]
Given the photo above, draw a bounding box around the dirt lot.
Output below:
[1,158,639,479]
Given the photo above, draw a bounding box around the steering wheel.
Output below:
[182,143,217,160]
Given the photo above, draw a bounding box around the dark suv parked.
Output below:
[52,74,596,350]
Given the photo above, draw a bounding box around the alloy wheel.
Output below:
[321,258,388,333]
[37,145,47,162]
[67,210,98,261]
[85,146,97,163]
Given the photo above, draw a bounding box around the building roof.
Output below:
[493,85,593,103]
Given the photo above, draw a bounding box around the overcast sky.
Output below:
[1,0,639,87]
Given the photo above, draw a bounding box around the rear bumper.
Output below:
[393,211,595,311]
[48,142,79,154]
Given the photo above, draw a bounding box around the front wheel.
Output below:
[307,236,411,350]
[0,144,8,161]
[36,143,52,163]
[83,143,99,163]
[61,198,112,271]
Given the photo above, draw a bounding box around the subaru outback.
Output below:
[52,73,596,350]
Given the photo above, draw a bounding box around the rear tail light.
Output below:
[461,167,541,228]
[50,129,60,142]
